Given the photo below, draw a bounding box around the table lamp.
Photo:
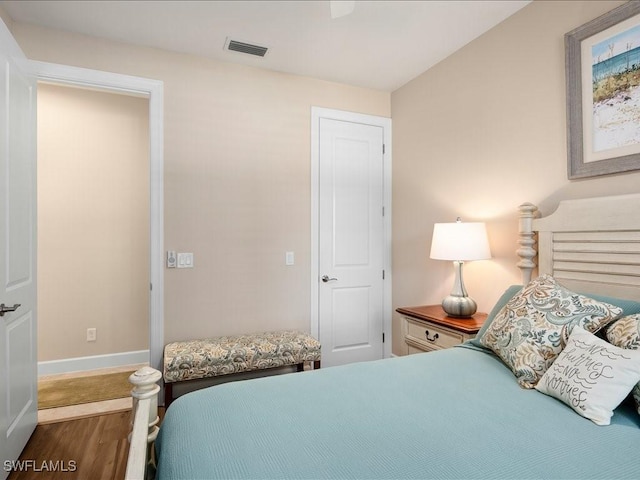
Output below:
[429,218,491,318]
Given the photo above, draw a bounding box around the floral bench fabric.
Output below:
[163,330,321,384]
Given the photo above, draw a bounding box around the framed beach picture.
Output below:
[566,1,640,179]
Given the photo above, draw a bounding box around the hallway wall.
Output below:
[37,83,149,362]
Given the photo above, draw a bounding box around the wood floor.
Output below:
[6,366,160,479]
[8,408,165,480]
[8,410,132,480]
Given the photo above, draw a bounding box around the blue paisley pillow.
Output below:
[606,314,640,415]
[479,274,623,389]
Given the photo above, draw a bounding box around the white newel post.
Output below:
[517,203,539,284]
[126,366,162,480]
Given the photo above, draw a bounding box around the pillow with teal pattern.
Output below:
[470,284,640,352]
[478,274,623,389]
[468,285,523,350]
[606,314,640,415]
[536,326,640,425]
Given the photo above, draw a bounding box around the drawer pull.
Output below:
[425,330,439,342]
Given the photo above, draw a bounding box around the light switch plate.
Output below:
[178,252,194,268]
[285,251,294,266]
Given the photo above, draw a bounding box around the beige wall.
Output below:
[391,0,639,355]
[16,1,632,359]
[11,22,391,346]
[0,6,12,31]
[37,83,149,361]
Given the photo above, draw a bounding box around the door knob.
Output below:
[0,303,21,317]
[321,275,338,283]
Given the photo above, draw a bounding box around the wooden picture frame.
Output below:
[565,1,640,179]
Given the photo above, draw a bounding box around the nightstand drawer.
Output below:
[408,344,432,355]
[405,318,463,350]
[399,305,486,356]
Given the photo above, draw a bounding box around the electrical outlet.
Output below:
[87,327,97,342]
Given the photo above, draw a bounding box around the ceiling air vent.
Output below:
[225,38,269,57]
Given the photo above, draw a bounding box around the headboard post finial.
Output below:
[517,202,538,284]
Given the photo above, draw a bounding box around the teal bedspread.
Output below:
[156,346,640,479]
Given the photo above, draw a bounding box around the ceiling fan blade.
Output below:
[330,0,355,19]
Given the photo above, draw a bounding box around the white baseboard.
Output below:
[38,350,150,377]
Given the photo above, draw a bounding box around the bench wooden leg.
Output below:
[296,361,321,371]
[164,382,173,409]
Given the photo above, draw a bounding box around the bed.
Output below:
[126,193,640,480]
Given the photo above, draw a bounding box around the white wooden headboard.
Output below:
[518,193,640,299]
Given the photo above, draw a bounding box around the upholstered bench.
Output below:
[163,330,321,407]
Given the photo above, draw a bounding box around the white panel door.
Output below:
[0,21,37,478]
[319,118,384,367]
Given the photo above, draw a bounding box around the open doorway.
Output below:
[29,60,165,410]
[36,82,150,417]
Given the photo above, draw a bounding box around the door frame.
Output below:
[27,60,164,373]
[310,107,392,359]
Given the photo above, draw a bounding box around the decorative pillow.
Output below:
[468,285,523,350]
[478,274,623,388]
[606,314,640,414]
[536,326,640,425]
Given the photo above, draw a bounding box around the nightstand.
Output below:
[396,305,487,354]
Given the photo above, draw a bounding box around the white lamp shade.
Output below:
[430,221,491,261]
